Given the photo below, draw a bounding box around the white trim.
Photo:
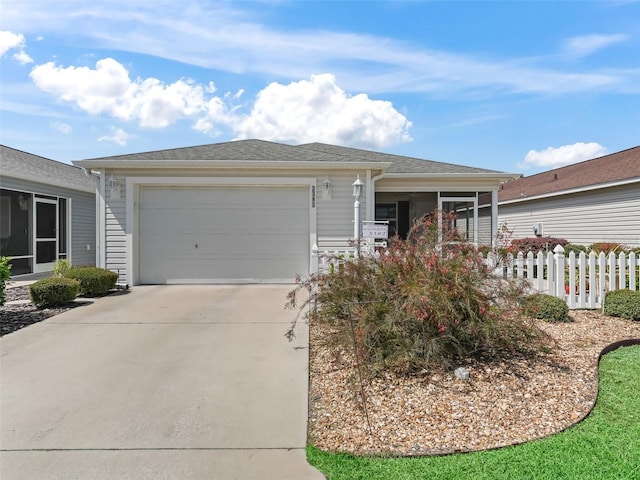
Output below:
[500,177,640,205]
[98,170,106,268]
[1,172,96,194]
[66,198,72,264]
[439,195,479,244]
[125,176,317,286]
[491,190,498,247]
[75,160,390,170]
[382,172,519,180]
[33,197,58,273]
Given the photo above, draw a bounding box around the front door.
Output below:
[34,198,58,273]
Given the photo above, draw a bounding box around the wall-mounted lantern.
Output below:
[321,177,332,200]
[18,193,29,211]
[106,174,120,198]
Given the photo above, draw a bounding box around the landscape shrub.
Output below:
[588,242,627,255]
[521,293,570,323]
[0,256,11,306]
[511,237,569,254]
[287,211,549,375]
[564,244,588,256]
[64,267,117,296]
[53,259,71,277]
[29,277,80,308]
[604,290,640,321]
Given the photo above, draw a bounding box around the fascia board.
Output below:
[382,172,521,181]
[0,172,97,194]
[73,160,391,171]
[499,177,640,205]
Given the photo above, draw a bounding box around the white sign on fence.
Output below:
[362,223,389,239]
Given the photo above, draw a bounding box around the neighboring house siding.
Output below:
[499,183,640,247]
[0,176,96,266]
[70,191,97,266]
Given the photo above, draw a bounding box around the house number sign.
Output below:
[311,185,316,207]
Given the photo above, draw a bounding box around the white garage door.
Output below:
[138,186,310,284]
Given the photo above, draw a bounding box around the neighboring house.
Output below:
[497,146,640,248]
[0,145,97,276]
[74,139,518,286]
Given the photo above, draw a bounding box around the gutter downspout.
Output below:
[366,170,385,221]
[84,168,102,268]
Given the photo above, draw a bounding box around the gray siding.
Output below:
[103,169,368,284]
[499,183,640,247]
[0,176,96,268]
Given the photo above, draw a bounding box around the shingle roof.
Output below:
[79,139,389,165]
[78,138,507,175]
[297,142,503,174]
[1,145,96,193]
[499,146,640,202]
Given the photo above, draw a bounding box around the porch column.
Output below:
[353,175,364,257]
[491,190,498,248]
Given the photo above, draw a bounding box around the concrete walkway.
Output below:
[1,285,325,480]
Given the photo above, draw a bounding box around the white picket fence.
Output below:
[484,246,639,309]
[311,244,640,309]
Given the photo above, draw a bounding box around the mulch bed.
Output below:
[308,310,640,456]
[1,285,82,336]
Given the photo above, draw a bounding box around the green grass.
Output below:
[308,345,640,480]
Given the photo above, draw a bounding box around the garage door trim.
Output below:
[125,176,318,286]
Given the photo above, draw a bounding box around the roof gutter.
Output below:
[73,160,392,170]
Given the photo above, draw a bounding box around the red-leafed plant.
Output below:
[287,211,549,376]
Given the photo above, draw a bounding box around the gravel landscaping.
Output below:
[308,309,640,456]
[1,285,84,336]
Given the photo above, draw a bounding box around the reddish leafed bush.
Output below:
[510,237,569,254]
[287,211,549,375]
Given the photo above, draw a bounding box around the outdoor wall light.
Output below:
[352,174,363,200]
[106,174,121,199]
[106,174,117,193]
[321,177,332,200]
[18,193,29,211]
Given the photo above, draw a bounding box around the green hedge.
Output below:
[64,267,118,297]
[522,293,570,322]
[30,277,80,308]
[604,290,640,321]
[0,256,11,306]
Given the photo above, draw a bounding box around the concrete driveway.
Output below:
[1,285,325,480]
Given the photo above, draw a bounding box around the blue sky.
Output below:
[1,0,639,173]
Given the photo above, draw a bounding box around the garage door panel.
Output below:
[138,186,309,284]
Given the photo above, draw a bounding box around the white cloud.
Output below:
[51,121,72,134]
[13,50,33,64]
[30,57,412,148]
[234,74,412,149]
[0,30,32,63]
[520,142,608,169]
[0,30,24,56]
[3,3,638,95]
[563,34,629,57]
[30,58,208,128]
[98,127,132,146]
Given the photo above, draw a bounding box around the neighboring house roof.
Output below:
[499,145,640,203]
[75,139,513,179]
[0,145,96,194]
